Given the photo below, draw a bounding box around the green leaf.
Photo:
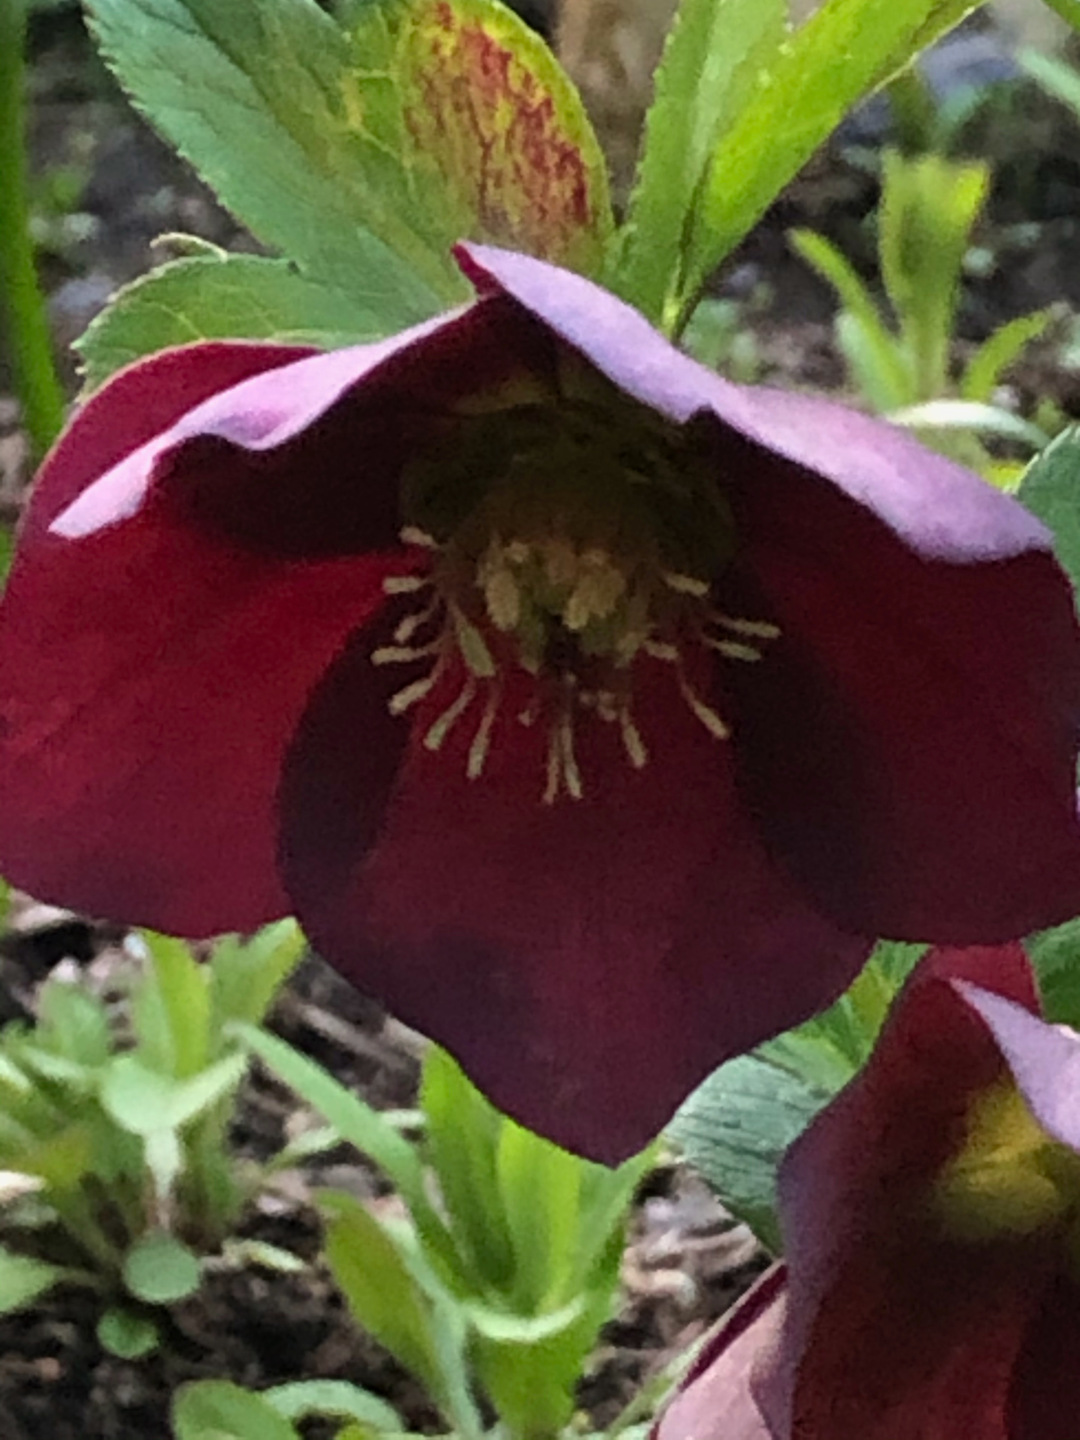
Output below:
[679,0,983,318]
[37,981,112,1070]
[1020,46,1080,121]
[97,1306,161,1358]
[208,922,306,1045]
[370,0,612,272]
[612,0,786,321]
[234,1024,457,1269]
[669,1048,837,1252]
[961,309,1055,404]
[123,1229,202,1303]
[670,941,923,1249]
[101,1052,248,1135]
[263,1380,401,1431]
[1029,917,1080,1026]
[878,150,989,400]
[0,1247,65,1314]
[1019,426,1080,599]
[420,1046,516,1293]
[76,256,387,393]
[173,1380,301,1440]
[320,1191,483,1440]
[83,0,462,321]
[134,933,211,1080]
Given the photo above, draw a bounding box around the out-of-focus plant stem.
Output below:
[1040,0,1080,32]
[0,0,65,463]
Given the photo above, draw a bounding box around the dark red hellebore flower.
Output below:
[1,245,1079,1161]
[655,943,1080,1438]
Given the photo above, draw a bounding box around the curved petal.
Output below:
[280,639,869,1162]
[21,340,311,548]
[653,1266,786,1440]
[53,298,559,560]
[456,243,1052,562]
[712,443,1080,941]
[761,945,1050,1439]
[0,503,405,932]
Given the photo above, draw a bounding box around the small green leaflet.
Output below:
[611,0,786,326]
[75,255,384,392]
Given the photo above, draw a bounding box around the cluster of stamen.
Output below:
[373,390,780,803]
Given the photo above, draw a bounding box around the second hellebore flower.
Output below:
[655,944,1080,1438]
[0,245,1079,1160]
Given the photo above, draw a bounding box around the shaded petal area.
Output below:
[0,507,402,933]
[280,644,869,1162]
[53,297,559,560]
[21,340,310,547]
[716,444,1080,942]
[1008,1273,1080,1440]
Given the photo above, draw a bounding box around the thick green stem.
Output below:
[0,0,65,462]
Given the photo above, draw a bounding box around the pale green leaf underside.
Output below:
[75,255,385,391]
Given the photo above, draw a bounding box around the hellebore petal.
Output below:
[2,244,1080,1162]
[656,945,1080,1439]
[279,640,869,1162]
[459,243,1080,942]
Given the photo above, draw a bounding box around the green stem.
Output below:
[1040,0,1080,32]
[0,0,65,462]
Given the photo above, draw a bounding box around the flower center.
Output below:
[933,1082,1080,1260]
[376,384,778,801]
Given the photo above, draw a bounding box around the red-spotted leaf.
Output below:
[379,0,613,271]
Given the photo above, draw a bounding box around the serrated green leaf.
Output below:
[0,1247,66,1314]
[173,1380,301,1440]
[83,0,462,321]
[76,256,388,393]
[679,0,984,319]
[613,0,786,322]
[669,1050,835,1252]
[264,1379,401,1430]
[123,1229,202,1303]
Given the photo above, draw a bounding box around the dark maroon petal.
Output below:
[455,245,1080,943]
[755,946,1051,1439]
[280,644,869,1162]
[1008,1273,1080,1440]
[22,341,310,548]
[52,299,558,560]
[652,1266,786,1440]
[955,980,1080,1152]
[0,503,404,932]
[715,447,1080,942]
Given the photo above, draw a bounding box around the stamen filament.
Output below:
[383,574,430,595]
[400,525,439,550]
[389,674,438,716]
[702,637,764,663]
[424,677,477,752]
[467,684,502,780]
[372,639,443,666]
[676,668,731,741]
[711,611,782,640]
[619,709,649,768]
